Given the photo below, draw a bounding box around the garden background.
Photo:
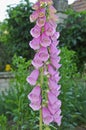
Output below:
[0,0,86,130]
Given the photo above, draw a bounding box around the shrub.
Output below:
[58,9,86,72]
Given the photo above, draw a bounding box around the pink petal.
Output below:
[50,44,61,58]
[54,114,62,126]
[29,101,41,111]
[49,5,57,13]
[28,86,41,101]
[30,25,41,38]
[51,32,60,41]
[48,91,57,105]
[26,69,39,85]
[29,37,40,50]
[32,53,43,69]
[48,78,58,91]
[48,100,61,115]
[30,11,39,22]
[48,19,57,29]
[40,33,51,47]
[38,47,49,62]
[32,2,40,10]
[51,75,61,83]
[45,22,55,36]
[50,57,61,69]
[52,40,60,47]
[51,90,61,97]
[36,16,46,27]
[42,107,53,125]
[48,64,56,76]
[38,8,46,18]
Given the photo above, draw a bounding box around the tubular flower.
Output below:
[28,86,42,110]
[27,0,62,127]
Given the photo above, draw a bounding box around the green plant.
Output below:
[0,48,84,130]
[0,115,7,130]
[0,55,39,130]
[0,0,34,71]
[58,9,86,72]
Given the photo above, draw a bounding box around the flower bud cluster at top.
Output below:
[27,0,62,126]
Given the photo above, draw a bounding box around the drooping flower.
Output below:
[32,53,43,69]
[32,2,40,10]
[53,112,62,126]
[26,69,39,85]
[48,91,58,105]
[30,25,41,38]
[29,100,41,111]
[38,8,46,17]
[27,0,62,127]
[28,86,42,111]
[48,64,56,75]
[45,22,55,36]
[36,16,46,27]
[51,32,60,41]
[48,78,60,91]
[28,85,41,102]
[29,37,40,50]
[30,11,39,22]
[38,47,49,62]
[50,57,61,69]
[48,5,57,13]
[48,100,61,115]
[42,107,53,125]
[40,32,51,47]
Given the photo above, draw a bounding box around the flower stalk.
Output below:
[27,0,62,128]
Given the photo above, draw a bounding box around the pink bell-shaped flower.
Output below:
[27,69,39,85]
[42,107,53,125]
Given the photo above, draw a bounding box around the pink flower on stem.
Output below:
[51,32,60,41]
[30,100,41,111]
[48,91,58,105]
[32,2,40,10]
[28,86,42,111]
[36,16,46,27]
[48,78,59,91]
[48,100,61,115]
[53,113,62,126]
[50,57,61,69]
[50,44,61,59]
[27,0,62,127]
[32,53,43,69]
[38,47,49,62]
[30,25,41,38]
[38,8,46,18]
[48,19,57,29]
[30,11,39,22]
[40,33,51,47]
[28,85,41,102]
[48,64,57,76]
[42,107,53,125]
[45,22,55,36]
[52,40,60,47]
[49,13,58,22]
[29,37,40,50]
[26,69,39,85]
[48,5,57,13]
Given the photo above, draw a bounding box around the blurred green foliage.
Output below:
[0,48,86,130]
[58,9,86,72]
[0,0,34,71]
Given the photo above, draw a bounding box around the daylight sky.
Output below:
[0,0,76,22]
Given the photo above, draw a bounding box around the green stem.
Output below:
[39,67,44,130]
[39,108,43,130]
